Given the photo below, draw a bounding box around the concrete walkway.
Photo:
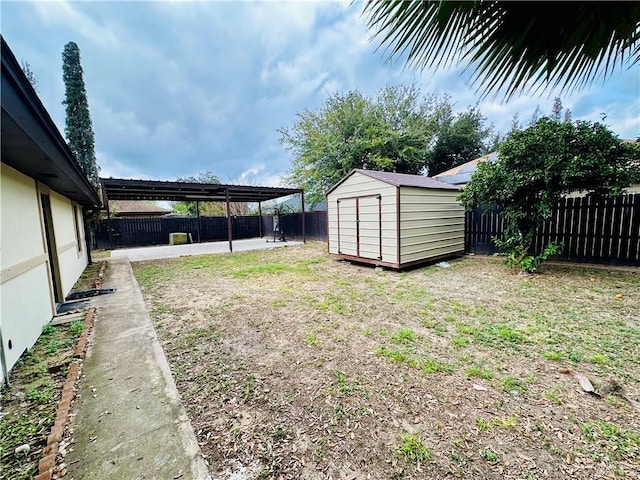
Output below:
[67,257,211,479]
[110,237,302,262]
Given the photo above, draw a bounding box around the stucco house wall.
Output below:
[1,36,101,383]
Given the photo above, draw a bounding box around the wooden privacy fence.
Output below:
[94,197,638,266]
[261,212,328,241]
[95,215,260,249]
[466,193,640,265]
[94,212,328,249]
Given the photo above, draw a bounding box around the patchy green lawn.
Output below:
[0,321,86,480]
[133,242,639,479]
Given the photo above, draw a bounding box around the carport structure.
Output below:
[100,178,305,251]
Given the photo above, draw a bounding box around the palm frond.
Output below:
[363,1,640,100]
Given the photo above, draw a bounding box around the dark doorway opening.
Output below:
[40,193,63,303]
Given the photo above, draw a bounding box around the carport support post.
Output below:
[195,201,201,243]
[301,191,306,243]
[101,181,114,250]
[226,188,233,252]
[107,208,113,250]
[258,202,263,238]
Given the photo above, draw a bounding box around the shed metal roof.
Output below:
[326,169,459,195]
[100,178,303,204]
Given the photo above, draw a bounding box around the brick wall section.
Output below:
[91,260,106,289]
[34,306,97,480]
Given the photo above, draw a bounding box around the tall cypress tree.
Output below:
[62,42,99,187]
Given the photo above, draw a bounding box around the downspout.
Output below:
[0,326,9,388]
[100,180,113,250]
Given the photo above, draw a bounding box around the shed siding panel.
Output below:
[327,172,397,264]
[399,187,464,264]
[358,196,381,259]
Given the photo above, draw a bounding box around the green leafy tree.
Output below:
[563,109,572,123]
[428,107,494,175]
[460,117,640,271]
[170,172,251,217]
[363,1,640,99]
[62,42,99,187]
[280,86,456,203]
[21,61,38,92]
[172,171,224,217]
[550,97,563,121]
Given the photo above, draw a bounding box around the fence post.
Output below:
[196,201,201,243]
[226,188,233,252]
[301,191,306,243]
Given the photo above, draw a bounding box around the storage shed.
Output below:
[326,169,464,269]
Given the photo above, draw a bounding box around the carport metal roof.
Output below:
[100,177,303,203]
[99,177,306,252]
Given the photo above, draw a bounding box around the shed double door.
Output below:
[336,194,382,260]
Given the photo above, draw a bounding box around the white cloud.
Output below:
[3,0,638,186]
[31,1,122,49]
[578,102,640,139]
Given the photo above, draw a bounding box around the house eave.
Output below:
[1,36,102,208]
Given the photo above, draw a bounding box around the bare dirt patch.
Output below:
[133,243,639,479]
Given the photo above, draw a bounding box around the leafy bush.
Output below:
[494,232,562,273]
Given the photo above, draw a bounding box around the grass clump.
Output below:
[481,450,499,462]
[581,421,640,460]
[391,328,417,344]
[502,376,525,394]
[420,358,453,374]
[476,417,517,432]
[474,323,528,349]
[375,346,408,363]
[543,351,564,361]
[136,265,168,288]
[332,370,366,397]
[465,366,494,380]
[397,433,431,465]
[304,334,321,347]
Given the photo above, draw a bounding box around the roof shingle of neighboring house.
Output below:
[433,152,498,186]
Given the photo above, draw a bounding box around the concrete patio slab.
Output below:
[110,237,302,262]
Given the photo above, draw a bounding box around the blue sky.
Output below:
[3,1,639,187]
